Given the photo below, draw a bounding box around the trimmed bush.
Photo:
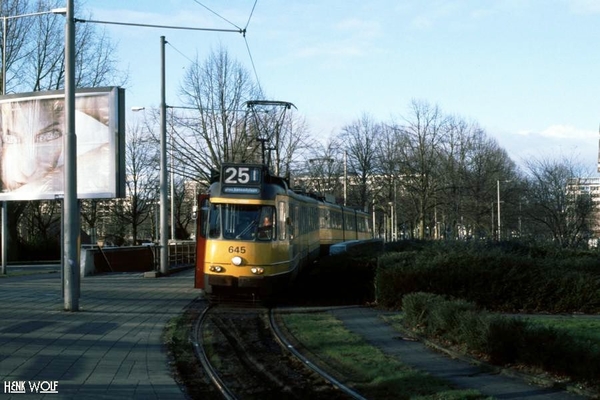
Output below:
[375,240,600,313]
[401,293,600,383]
[482,316,528,365]
[401,292,444,329]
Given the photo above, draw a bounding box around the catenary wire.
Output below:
[188,0,263,95]
[167,41,196,66]
[245,0,258,30]
[191,0,243,31]
[244,36,263,95]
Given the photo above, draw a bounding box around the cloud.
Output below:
[295,42,365,59]
[335,18,382,39]
[568,0,600,14]
[291,18,383,62]
[517,125,596,140]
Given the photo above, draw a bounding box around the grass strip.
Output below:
[281,312,490,400]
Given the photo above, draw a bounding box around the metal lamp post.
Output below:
[497,179,511,241]
[132,37,169,276]
[63,0,78,311]
[159,35,168,275]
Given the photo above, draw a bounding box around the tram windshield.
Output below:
[208,204,275,241]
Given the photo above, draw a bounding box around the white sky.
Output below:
[92,0,600,174]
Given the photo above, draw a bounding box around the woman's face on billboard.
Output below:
[0,100,64,191]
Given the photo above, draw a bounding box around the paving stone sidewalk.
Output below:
[0,269,199,399]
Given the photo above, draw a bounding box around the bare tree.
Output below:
[394,100,448,239]
[4,0,127,93]
[372,123,403,238]
[17,200,61,258]
[113,122,159,244]
[1,0,31,92]
[435,117,520,240]
[338,113,381,211]
[524,155,596,247]
[269,111,313,179]
[177,45,261,184]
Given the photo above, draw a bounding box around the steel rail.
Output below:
[191,304,238,400]
[268,309,368,400]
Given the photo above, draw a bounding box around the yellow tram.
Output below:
[194,163,371,295]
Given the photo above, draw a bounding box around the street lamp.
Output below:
[497,179,511,241]
[63,0,77,311]
[0,7,67,276]
[131,104,175,270]
[159,35,168,275]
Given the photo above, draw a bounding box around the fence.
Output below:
[167,240,196,268]
[148,240,196,271]
[81,240,196,276]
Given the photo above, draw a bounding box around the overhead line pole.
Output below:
[64,0,79,311]
[159,35,169,276]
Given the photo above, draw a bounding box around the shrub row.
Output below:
[375,241,600,313]
[402,292,600,383]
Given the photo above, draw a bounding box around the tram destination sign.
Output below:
[221,164,262,195]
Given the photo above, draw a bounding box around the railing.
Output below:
[149,240,196,271]
[168,240,196,268]
[81,241,196,276]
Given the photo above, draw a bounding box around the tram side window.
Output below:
[332,210,342,229]
[319,208,328,229]
[278,201,286,240]
[346,212,355,231]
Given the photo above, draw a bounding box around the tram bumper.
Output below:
[208,273,288,291]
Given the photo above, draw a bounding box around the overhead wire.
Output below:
[243,0,262,93]
[190,0,243,31]
[245,0,258,31]
[189,0,263,94]
[244,37,263,95]
[167,41,196,66]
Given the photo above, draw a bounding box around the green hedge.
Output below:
[402,292,600,383]
[376,241,600,313]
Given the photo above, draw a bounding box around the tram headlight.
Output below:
[231,256,243,266]
[209,265,224,273]
[250,267,264,275]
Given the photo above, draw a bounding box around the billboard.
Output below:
[0,87,125,201]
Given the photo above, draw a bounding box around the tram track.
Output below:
[191,302,365,399]
[192,304,237,400]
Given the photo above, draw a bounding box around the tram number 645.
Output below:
[228,246,246,254]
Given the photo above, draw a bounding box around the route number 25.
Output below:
[224,167,252,184]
